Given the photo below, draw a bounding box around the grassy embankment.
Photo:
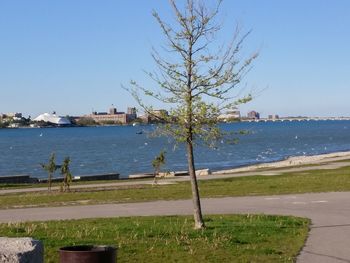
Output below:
[0,165,349,208]
[0,215,309,263]
[0,180,120,190]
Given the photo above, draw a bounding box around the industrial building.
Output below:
[86,107,137,124]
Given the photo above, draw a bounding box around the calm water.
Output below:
[1,121,350,178]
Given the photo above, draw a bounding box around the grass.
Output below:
[0,165,350,209]
[0,179,135,190]
[0,175,162,190]
[200,165,350,196]
[0,215,310,262]
[0,183,33,189]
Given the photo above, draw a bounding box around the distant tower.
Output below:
[127,107,136,115]
[247,111,260,119]
[109,106,117,115]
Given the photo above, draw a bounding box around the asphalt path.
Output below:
[0,192,349,263]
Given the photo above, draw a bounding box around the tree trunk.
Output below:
[48,173,52,191]
[186,140,205,229]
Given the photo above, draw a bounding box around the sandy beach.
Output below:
[212,151,350,175]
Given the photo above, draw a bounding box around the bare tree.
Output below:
[126,0,257,229]
[61,157,72,192]
[40,153,58,192]
[152,150,166,185]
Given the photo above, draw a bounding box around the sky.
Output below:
[0,0,349,118]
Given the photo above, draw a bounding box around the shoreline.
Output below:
[131,150,350,179]
[212,150,350,175]
[2,150,350,182]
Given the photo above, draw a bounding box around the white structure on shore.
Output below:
[33,113,71,125]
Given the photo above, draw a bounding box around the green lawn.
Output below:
[0,165,350,209]
[0,215,310,262]
[0,178,141,190]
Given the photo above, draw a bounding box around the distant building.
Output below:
[1,112,24,122]
[218,108,241,122]
[127,107,137,120]
[151,110,168,118]
[268,114,279,120]
[86,106,137,124]
[149,109,169,122]
[8,123,20,128]
[109,107,117,115]
[33,113,71,126]
[0,114,5,126]
[247,111,260,119]
[0,112,28,127]
[139,109,169,123]
[2,112,22,119]
[127,107,137,115]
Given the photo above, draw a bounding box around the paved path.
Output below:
[1,161,350,195]
[0,192,349,262]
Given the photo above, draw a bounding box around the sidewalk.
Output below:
[0,192,349,262]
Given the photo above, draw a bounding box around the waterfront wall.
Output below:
[0,173,119,184]
[0,175,38,184]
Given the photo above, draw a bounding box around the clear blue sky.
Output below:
[0,0,349,118]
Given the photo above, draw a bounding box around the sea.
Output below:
[1,120,350,179]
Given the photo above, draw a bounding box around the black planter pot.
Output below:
[59,245,117,263]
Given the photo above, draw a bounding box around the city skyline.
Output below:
[0,1,349,117]
[3,105,350,120]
